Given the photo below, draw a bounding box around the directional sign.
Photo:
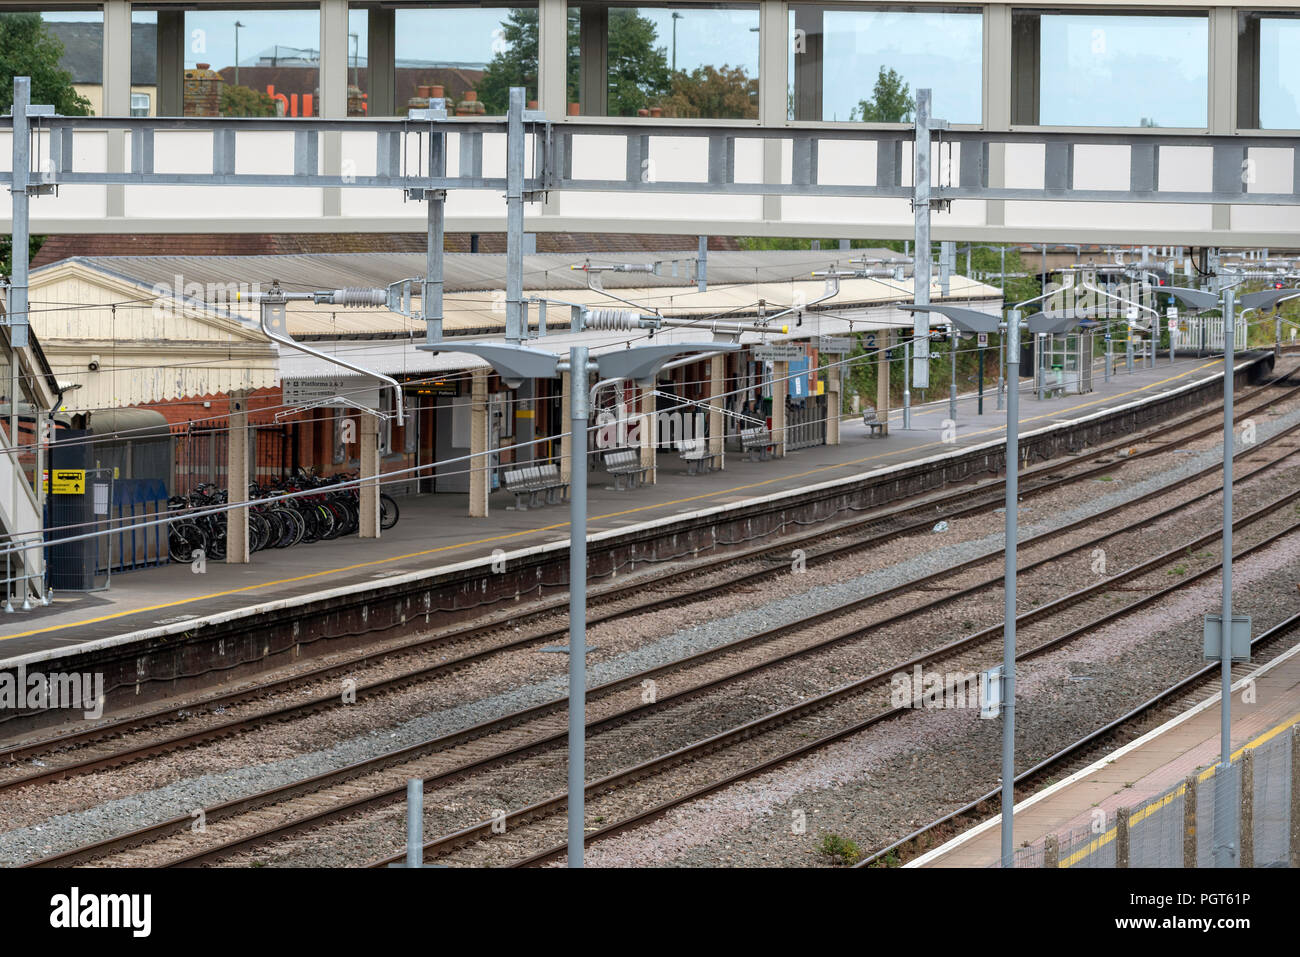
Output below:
[752,344,805,362]
[283,377,380,411]
[816,336,854,354]
[49,469,86,494]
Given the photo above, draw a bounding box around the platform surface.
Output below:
[0,355,1242,662]
[913,640,1300,868]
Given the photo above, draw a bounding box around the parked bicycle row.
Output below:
[166,470,400,563]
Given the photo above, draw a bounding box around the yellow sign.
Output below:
[50,469,86,495]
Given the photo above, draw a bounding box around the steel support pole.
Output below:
[697,235,708,292]
[903,338,912,429]
[949,333,958,423]
[425,190,445,340]
[911,89,932,401]
[406,778,423,867]
[567,346,589,868]
[1214,291,1237,867]
[978,346,985,415]
[1001,308,1021,868]
[505,87,525,343]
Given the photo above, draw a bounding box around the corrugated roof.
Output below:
[56,249,909,294]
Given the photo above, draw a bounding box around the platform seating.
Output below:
[740,426,772,462]
[603,448,649,490]
[501,463,568,509]
[677,437,721,475]
[862,410,887,437]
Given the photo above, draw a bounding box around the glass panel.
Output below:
[1038,14,1207,128]
[0,9,101,115]
[183,8,322,116]
[395,6,538,117]
[569,4,759,119]
[789,6,982,124]
[1259,17,1300,129]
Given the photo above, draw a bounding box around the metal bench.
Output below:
[677,437,722,475]
[862,410,887,437]
[740,426,772,462]
[501,463,568,510]
[603,448,649,490]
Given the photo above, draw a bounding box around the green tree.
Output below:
[0,13,92,115]
[219,84,278,117]
[474,8,556,115]
[606,9,670,115]
[851,66,913,123]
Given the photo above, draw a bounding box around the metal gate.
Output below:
[174,423,294,494]
[785,395,827,451]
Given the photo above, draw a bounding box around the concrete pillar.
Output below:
[470,369,490,517]
[359,412,380,538]
[708,354,725,466]
[772,360,788,457]
[639,386,656,483]
[1184,774,1199,868]
[560,370,572,484]
[226,392,250,564]
[984,4,1013,229]
[826,361,841,446]
[876,331,892,435]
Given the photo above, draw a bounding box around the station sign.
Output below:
[816,336,854,354]
[283,377,380,411]
[752,344,805,362]
[977,332,989,347]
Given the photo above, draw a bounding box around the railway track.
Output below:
[21,395,1300,868]
[4,366,1293,791]
[383,491,1300,868]
[855,610,1300,868]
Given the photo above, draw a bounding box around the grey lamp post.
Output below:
[1162,284,1299,865]
[234,21,245,87]
[419,338,739,867]
[903,304,1079,866]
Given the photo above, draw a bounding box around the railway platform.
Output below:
[911,635,1300,868]
[0,354,1274,665]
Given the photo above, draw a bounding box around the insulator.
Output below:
[331,287,388,307]
[582,308,641,330]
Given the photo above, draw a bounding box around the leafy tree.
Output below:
[851,66,913,123]
[219,84,278,117]
[606,9,670,115]
[474,8,555,115]
[661,64,756,120]
[0,13,92,115]
[0,235,45,279]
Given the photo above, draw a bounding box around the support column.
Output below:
[470,369,490,517]
[560,371,572,483]
[516,379,536,463]
[577,5,608,116]
[772,360,788,457]
[359,412,380,538]
[826,360,841,445]
[876,330,892,435]
[157,10,184,116]
[708,354,725,466]
[539,0,568,118]
[1209,6,1237,231]
[226,392,250,564]
[639,386,657,483]
[984,5,1013,229]
[103,0,131,217]
[758,0,787,223]
[366,6,396,116]
[320,0,349,217]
